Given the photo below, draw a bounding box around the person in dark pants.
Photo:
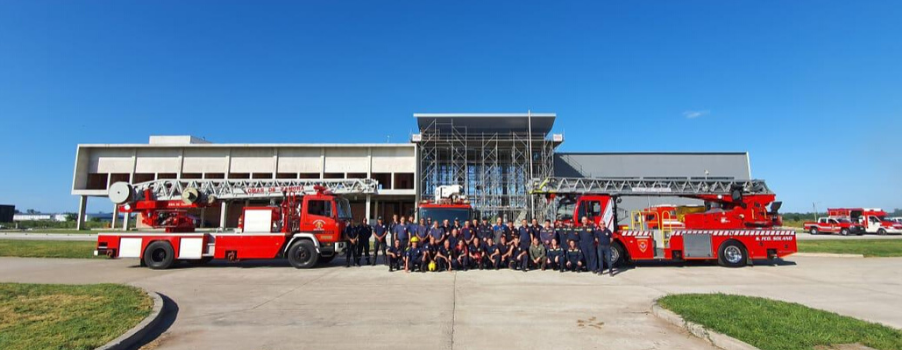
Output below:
[578,216,598,273]
[461,221,475,246]
[468,236,486,269]
[505,221,516,242]
[595,221,614,276]
[498,235,514,269]
[435,239,453,272]
[492,218,506,244]
[565,239,584,272]
[511,235,528,271]
[372,217,388,266]
[345,220,360,267]
[484,237,500,270]
[453,239,470,271]
[546,238,564,272]
[404,237,425,273]
[386,239,402,272]
[393,216,409,250]
[529,236,546,271]
[539,220,556,247]
[530,218,541,241]
[357,217,373,265]
[518,219,532,248]
[478,218,492,242]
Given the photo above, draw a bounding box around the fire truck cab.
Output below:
[417,185,473,223]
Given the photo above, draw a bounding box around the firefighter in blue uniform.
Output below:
[435,239,453,272]
[393,216,409,249]
[546,238,565,272]
[565,239,584,272]
[478,218,493,242]
[469,236,486,269]
[386,239,402,272]
[404,237,425,273]
[461,221,475,246]
[539,220,556,247]
[345,220,361,267]
[518,219,532,249]
[578,216,598,273]
[595,221,615,276]
[372,217,388,266]
[428,221,444,245]
[484,237,500,270]
[492,218,506,244]
[358,217,373,265]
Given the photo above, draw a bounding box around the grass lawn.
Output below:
[659,294,902,350]
[798,239,902,257]
[0,283,152,350]
[0,240,101,259]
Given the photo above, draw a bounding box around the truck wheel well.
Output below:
[718,239,749,265]
[612,240,630,262]
[281,235,317,257]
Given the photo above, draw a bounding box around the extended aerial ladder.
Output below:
[97,178,378,270]
[529,176,795,267]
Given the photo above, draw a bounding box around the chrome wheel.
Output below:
[724,245,743,264]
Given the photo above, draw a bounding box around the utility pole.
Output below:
[812,203,817,220]
[527,110,535,220]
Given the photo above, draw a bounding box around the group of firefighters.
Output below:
[343,214,616,276]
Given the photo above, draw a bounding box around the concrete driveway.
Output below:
[1,256,901,350]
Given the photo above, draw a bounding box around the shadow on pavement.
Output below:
[132,293,179,350]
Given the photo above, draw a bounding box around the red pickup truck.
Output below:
[803,217,863,236]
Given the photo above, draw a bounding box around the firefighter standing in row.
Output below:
[372,217,388,266]
[358,217,372,265]
[595,221,614,276]
[393,216,409,249]
[345,220,361,267]
[578,216,598,273]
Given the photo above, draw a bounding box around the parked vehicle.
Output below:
[803,217,863,236]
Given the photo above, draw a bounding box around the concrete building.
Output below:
[71,113,752,229]
[12,213,69,222]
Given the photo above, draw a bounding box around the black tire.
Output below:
[287,240,318,269]
[809,227,818,235]
[840,228,850,236]
[317,255,336,265]
[878,229,887,236]
[718,241,747,268]
[143,241,175,270]
[611,242,628,267]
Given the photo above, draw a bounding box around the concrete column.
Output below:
[76,196,87,231]
[365,195,372,222]
[123,212,130,231]
[111,204,118,229]
[220,201,229,229]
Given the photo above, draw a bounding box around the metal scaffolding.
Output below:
[416,117,558,222]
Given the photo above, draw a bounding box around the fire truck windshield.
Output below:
[336,198,352,220]
[556,200,576,221]
[419,208,469,223]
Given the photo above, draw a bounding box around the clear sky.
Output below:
[1,1,900,214]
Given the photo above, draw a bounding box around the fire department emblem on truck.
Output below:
[313,220,325,230]
[638,239,648,253]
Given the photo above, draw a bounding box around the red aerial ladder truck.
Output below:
[95,178,376,269]
[530,177,797,267]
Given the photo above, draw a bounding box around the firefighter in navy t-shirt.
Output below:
[344,221,360,267]
[484,237,500,270]
[393,217,409,249]
[468,236,486,269]
[404,237,425,273]
[565,239,584,272]
[372,217,388,266]
[435,239,453,272]
[546,238,565,272]
[386,239,403,272]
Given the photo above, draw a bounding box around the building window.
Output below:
[299,173,319,179]
[323,173,344,179]
[276,173,297,179]
[204,173,225,179]
[109,173,130,185]
[158,173,177,179]
[372,173,392,190]
[394,173,414,189]
[181,173,203,179]
[252,173,273,179]
[230,173,250,179]
[86,173,108,190]
[133,173,155,183]
[346,173,367,179]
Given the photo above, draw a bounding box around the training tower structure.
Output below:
[412,113,562,222]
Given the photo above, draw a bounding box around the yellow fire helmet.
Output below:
[410,237,419,243]
[428,261,437,271]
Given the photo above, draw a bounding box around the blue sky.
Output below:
[1,1,900,213]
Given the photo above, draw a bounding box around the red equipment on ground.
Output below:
[95,179,376,269]
[531,177,797,267]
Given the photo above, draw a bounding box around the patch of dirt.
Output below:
[814,344,877,350]
[577,316,605,330]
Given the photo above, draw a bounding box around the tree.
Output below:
[26,209,37,214]
[65,213,77,221]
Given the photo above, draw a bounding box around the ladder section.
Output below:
[529,177,772,196]
[115,178,378,203]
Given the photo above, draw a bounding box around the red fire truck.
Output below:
[417,185,473,223]
[532,177,796,267]
[636,204,705,230]
[828,208,902,235]
[95,178,376,269]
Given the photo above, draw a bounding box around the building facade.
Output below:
[71,114,752,229]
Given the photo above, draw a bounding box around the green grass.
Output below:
[658,294,902,350]
[798,239,902,257]
[0,240,101,259]
[0,283,153,350]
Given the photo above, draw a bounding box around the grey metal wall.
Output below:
[553,152,751,225]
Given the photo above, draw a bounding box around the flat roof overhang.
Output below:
[415,113,556,135]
